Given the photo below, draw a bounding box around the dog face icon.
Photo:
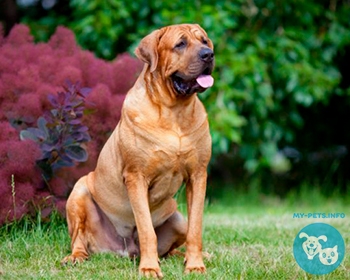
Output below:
[319,246,338,266]
[299,232,327,260]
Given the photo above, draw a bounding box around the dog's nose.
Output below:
[199,48,214,63]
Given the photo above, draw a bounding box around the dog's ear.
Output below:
[318,235,327,242]
[299,232,309,239]
[135,29,163,73]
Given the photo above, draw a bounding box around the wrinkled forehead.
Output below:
[160,24,209,45]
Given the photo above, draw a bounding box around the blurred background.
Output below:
[1,0,350,211]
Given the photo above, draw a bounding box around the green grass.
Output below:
[0,193,349,279]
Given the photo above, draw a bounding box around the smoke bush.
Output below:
[0,24,143,224]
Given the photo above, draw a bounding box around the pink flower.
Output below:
[6,24,33,46]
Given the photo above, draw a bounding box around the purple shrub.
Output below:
[6,24,33,46]
[111,53,143,94]
[21,81,91,179]
[0,25,3,44]
[0,122,42,224]
[0,24,143,224]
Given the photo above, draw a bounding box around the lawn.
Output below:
[0,193,349,279]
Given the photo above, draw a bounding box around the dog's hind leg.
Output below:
[61,175,125,264]
[155,210,187,257]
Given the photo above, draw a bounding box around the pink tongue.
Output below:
[196,75,214,88]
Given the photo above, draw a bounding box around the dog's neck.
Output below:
[122,66,207,136]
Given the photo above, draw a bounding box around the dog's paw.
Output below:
[139,260,163,279]
[184,257,206,274]
[184,264,206,274]
[61,253,88,266]
[140,267,163,279]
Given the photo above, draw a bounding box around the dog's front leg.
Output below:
[125,173,163,279]
[184,171,207,274]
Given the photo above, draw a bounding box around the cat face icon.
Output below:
[319,246,338,266]
[299,232,327,260]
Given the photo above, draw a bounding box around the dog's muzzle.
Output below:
[171,48,214,96]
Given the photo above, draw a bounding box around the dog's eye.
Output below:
[202,38,208,45]
[174,40,186,49]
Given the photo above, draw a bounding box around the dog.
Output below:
[61,24,214,278]
[299,232,327,260]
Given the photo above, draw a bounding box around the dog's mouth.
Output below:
[306,246,318,256]
[171,67,214,96]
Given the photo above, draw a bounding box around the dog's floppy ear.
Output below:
[135,29,163,73]
[299,232,309,239]
[318,235,327,242]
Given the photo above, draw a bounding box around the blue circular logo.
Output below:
[293,223,345,275]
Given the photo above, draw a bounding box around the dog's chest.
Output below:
[144,136,197,205]
[121,109,210,205]
[152,128,198,165]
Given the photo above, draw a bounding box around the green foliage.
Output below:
[69,0,155,59]
[20,1,350,177]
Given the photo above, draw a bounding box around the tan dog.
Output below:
[61,23,214,278]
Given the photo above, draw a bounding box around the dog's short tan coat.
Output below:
[62,24,214,278]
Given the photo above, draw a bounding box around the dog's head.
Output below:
[135,24,215,97]
[299,232,327,260]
